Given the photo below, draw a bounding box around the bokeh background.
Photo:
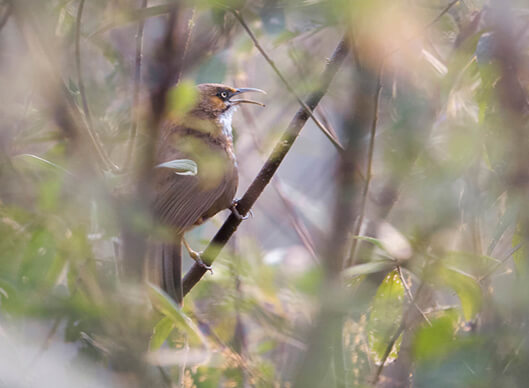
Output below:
[2,0,529,387]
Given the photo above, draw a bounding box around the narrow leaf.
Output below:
[12,154,72,176]
[436,266,482,321]
[343,261,396,279]
[147,284,206,346]
[149,317,175,351]
[350,235,385,251]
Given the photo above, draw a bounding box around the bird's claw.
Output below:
[188,249,213,274]
[230,200,251,221]
[195,257,213,274]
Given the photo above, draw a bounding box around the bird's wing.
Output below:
[149,157,231,306]
[152,162,230,232]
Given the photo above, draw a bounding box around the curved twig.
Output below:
[372,277,428,385]
[182,36,350,296]
[75,0,119,172]
[123,0,148,169]
[346,63,383,268]
[232,10,345,153]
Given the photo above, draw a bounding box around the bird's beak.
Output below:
[230,88,266,107]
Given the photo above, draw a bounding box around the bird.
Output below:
[147,83,265,305]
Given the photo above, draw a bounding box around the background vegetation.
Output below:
[1,0,529,386]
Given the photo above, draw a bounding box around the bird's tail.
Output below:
[147,236,183,305]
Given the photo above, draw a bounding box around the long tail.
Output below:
[147,236,183,305]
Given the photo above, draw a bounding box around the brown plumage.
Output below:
[147,83,265,305]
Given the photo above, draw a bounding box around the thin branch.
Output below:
[426,0,459,29]
[177,335,189,387]
[123,0,148,169]
[121,7,182,281]
[28,317,62,368]
[372,278,428,385]
[182,36,350,297]
[346,0,466,323]
[274,181,319,261]
[398,266,431,326]
[75,0,119,172]
[232,10,345,153]
[346,63,383,268]
[373,321,406,385]
[478,243,523,282]
[293,37,374,387]
[235,80,320,262]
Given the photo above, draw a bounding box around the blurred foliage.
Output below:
[2,0,529,387]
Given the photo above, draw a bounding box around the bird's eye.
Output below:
[219,91,229,99]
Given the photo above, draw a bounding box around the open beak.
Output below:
[230,88,266,107]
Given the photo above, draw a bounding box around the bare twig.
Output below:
[478,243,523,282]
[177,335,189,387]
[121,7,183,281]
[427,0,459,29]
[373,320,406,385]
[346,63,383,268]
[398,266,432,326]
[123,0,148,169]
[182,36,350,296]
[372,278,428,385]
[235,80,320,262]
[27,317,62,368]
[75,0,119,172]
[347,0,466,322]
[274,181,319,261]
[232,10,345,153]
[293,35,375,387]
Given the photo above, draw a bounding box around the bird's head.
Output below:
[191,83,265,123]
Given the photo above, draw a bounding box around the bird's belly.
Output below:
[201,162,238,220]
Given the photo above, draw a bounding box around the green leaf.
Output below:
[149,317,175,351]
[147,284,206,346]
[412,309,458,362]
[155,159,198,176]
[435,266,482,321]
[442,251,500,278]
[343,261,396,279]
[367,270,405,364]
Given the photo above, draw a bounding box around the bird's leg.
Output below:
[230,199,252,221]
[183,238,212,273]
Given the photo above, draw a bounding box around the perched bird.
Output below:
[147,83,265,305]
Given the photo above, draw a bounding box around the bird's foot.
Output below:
[230,200,252,221]
[183,239,213,273]
[190,251,213,273]
[194,216,205,226]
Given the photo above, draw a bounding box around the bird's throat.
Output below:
[217,107,236,140]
